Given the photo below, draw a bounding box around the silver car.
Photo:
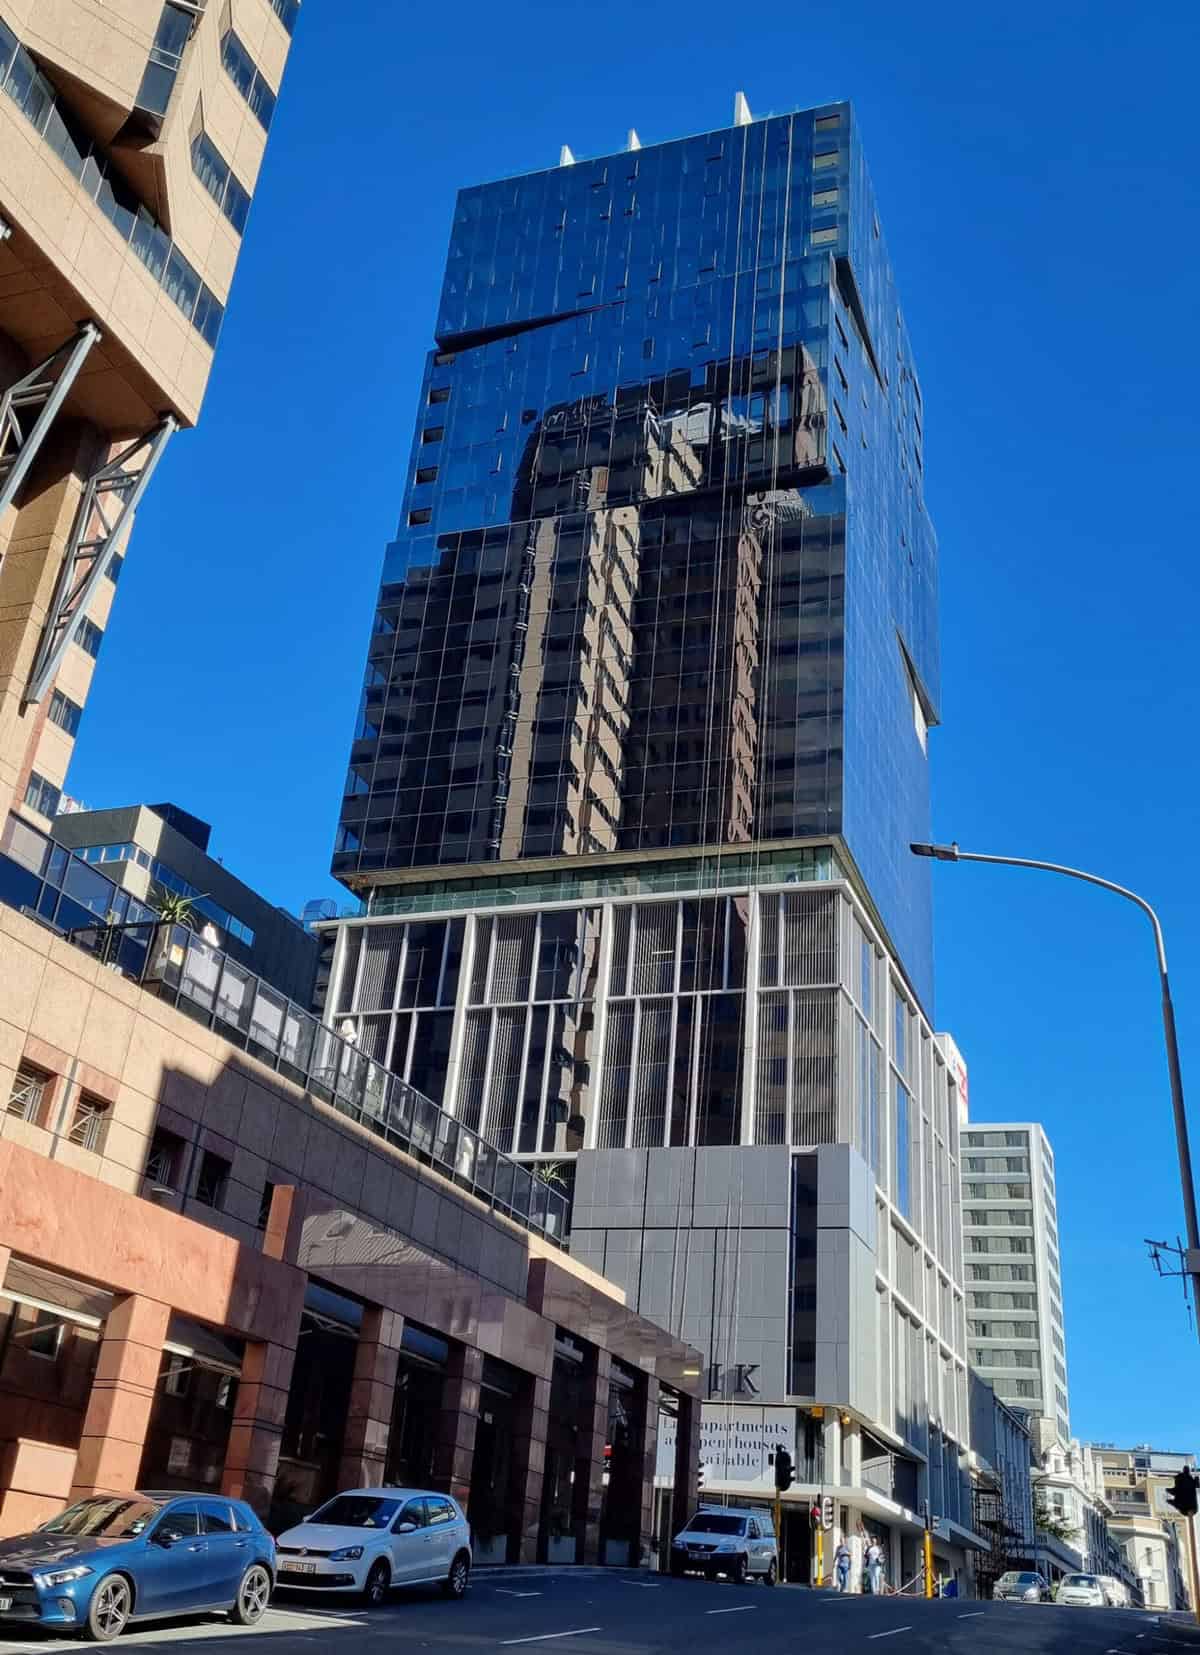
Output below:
[670,1508,778,1584]
[994,1569,1050,1602]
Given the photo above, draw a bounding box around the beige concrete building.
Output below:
[1092,1444,1196,1611]
[0,877,703,1560]
[0,0,294,828]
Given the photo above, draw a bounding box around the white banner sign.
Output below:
[656,1404,797,1492]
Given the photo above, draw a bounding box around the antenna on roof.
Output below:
[558,144,575,167]
[733,90,753,126]
[627,128,641,151]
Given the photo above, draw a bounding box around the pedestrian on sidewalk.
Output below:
[834,1540,851,1593]
[865,1539,884,1595]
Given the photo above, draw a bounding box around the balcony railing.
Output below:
[0,812,567,1246]
[344,844,840,922]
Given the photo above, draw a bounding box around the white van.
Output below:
[669,1507,778,1584]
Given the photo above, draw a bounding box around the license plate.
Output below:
[287,1563,318,1575]
[0,1597,11,1611]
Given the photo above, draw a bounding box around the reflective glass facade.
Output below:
[335,103,939,1007]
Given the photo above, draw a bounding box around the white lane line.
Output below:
[706,1604,757,1614]
[496,1589,545,1597]
[618,1579,661,1588]
[957,1611,985,1618]
[501,1629,602,1646]
[868,1629,912,1640]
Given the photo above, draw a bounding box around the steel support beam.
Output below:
[0,323,102,521]
[23,414,176,706]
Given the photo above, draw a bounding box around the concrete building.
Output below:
[53,800,318,1004]
[967,1372,1033,1597]
[1092,1444,1197,1611]
[323,97,986,1587]
[0,0,294,830]
[0,860,702,1560]
[960,1122,1069,1441]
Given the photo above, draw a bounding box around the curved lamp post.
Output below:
[911,841,1200,1331]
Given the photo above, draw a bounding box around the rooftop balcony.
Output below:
[0,811,568,1247]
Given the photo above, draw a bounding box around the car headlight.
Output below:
[34,1565,93,1588]
[328,1546,364,1562]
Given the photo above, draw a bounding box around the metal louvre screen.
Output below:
[789,987,837,1145]
[598,1000,634,1146]
[482,1006,526,1149]
[455,1008,489,1132]
[631,999,672,1147]
[359,928,403,1010]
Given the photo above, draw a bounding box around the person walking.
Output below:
[834,1540,852,1593]
[866,1538,885,1595]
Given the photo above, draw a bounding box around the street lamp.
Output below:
[911,841,1200,1328]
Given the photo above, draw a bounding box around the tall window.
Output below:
[191,130,251,233]
[48,689,82,738]
[136,3,196,119]
[23,771,61,818]
[220,29,276,129]
[895,1081,910,1217]
[195,1149,231,1209]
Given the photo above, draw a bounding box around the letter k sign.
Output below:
[735,1364,759,1395]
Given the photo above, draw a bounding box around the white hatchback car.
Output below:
[276,1489,471,1606]
[1055,1572,1106,1608]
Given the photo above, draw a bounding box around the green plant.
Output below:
[152,886,200,928]
[1033,1490,1079,1544]
[534,1160,569,1189]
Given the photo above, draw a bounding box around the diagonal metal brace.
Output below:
[23,414,176,706]
[0,323,101,521]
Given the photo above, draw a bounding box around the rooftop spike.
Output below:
[558,144,575,167]
[733,90,753,126]
[627,128,642,151]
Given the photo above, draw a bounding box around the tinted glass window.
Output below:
[39,1497,161,1539]
[158,1504,202,1539]
[396,1499,427,1529]
[424,1498,455,1526]
[201,1501,235,1534]
[310,1495,400,1529]
[686,1514,746,1535]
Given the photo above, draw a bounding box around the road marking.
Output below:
[957,1611,985,1617]
[618,1579,661,1588]
[496,1589,545,1597]
[501,1629,602,1645]
[706,1604,757,1614]
[868,1629,912,1640]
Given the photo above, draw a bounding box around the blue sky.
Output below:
[69,0,1200,1449]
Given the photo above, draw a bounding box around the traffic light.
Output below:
[1166,1470,1199,1518]
[773,1445,794,1492]
[697,1459,706,1493]
[809,1502,822,1525]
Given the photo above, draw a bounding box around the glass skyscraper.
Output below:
[333,98,938,1011]
[327,106,973,1577]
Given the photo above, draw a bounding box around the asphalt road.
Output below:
[1,1568,1195,1653]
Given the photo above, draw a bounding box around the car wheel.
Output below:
[83,1573,132,1643]
[362,1558,391,1608]
[443,1551,470,1599]
[230,1564,273,1626]
[763,1559,777,1587]
[730,1555,748,1585]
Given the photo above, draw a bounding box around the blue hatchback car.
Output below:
[0,1491,275,1641]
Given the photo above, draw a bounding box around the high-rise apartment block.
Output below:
[960,1122,1069,1441]
[327,98,978,1584]
[0,0,295,829]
